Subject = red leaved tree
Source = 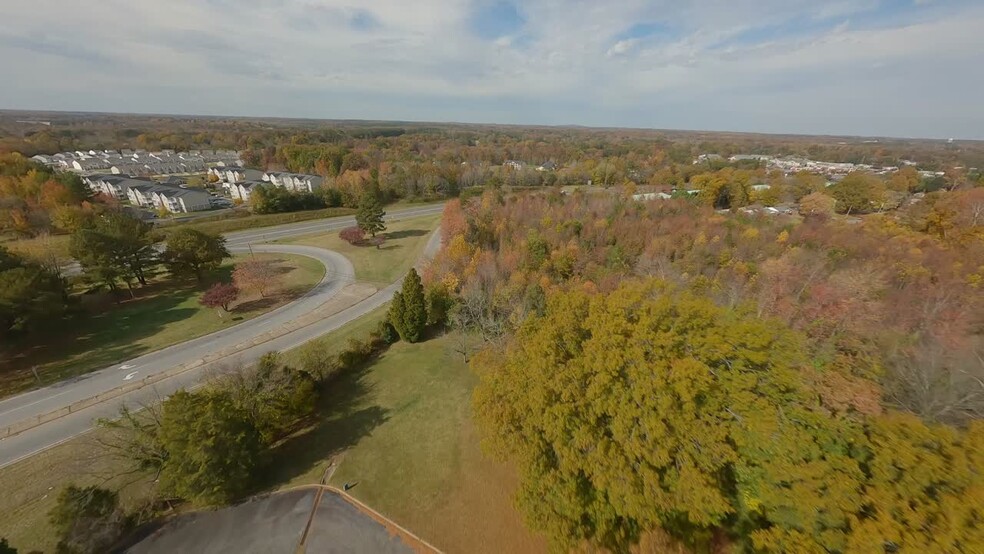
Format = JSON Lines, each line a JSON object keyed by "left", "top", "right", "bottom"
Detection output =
{"left": 200, "top": 282, "right": 239, "bottom": 312}
{"left": 339, "top": 226, "right": 364, "bottom": 245}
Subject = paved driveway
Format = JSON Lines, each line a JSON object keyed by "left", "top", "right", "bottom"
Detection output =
{"left": 128, "top": 488, "right": 420, "bottom": 554}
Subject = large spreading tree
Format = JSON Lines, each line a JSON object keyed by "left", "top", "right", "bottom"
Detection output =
{"left": 161, "top": 229, "right": 229, "bottom": 282}
{"left": 473, "top": 282, "right": 984, "bottom": 553}
{"left": 0, "top": 245, "right": 67, "bottom": 337}
{"left": 69, "top": 212, "right": 158, "bottom": 294}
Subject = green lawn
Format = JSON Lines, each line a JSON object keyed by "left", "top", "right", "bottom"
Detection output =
{"left": 269, "top": 332, "right": 547, "bottom": 554}
{"left": 282, "top": 214, "right": 440, "bottom": 285}
{"left": 0, "top": 253, "right": 324, "bottom": 398}
{"left": 0, "top": 425, "right": 156, "bottom": 554}
{"left": 157, "top": 207, "right": 354, "bottom": 237}
{"left": 1, "top": 233, "right": 72, "bottom": 264}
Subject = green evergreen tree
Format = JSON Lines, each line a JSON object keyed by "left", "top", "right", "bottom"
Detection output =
{"left": 355, "top": 191, "right": 386, "bottom": 237}
{"left": 388, "top": 269, "right": 427, "bottom": 343}
{"left": 388, "top": 290, "right": 406, "bottom": 340}
{"left": 400, "top": 269, "right": 427, "bottom": 343}
{"left": 158, "top": 390, "right": 263, "bottom": 505}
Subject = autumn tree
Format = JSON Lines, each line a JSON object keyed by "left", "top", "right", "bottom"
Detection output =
{"left": 161, "top": 229, "right": 229, "bottom": 282}
{"left": 355, "top": 190, "right": 386, "bottom": 237}
{"left": 829, "top": 172, "right": 886, "bottom": 214}
{"left": 389, "top": 268, "right": 427, "bottom": 343}
{"left": 233, "top": 259, "right": 281, "bottom": 298}
{"left": 474, "top": 282, "right": 864, "bottom": 552}
{"left": 338, "top": 225, "right": 364, "bottom": 245}
{"left": 200, "top": 282, "right": 239, "bottom": 312}
{"left": 798, "top": 191, "right": 837, "bottom": 218}
{"left": 844, "top": 413, "right": 984, "bottom": 552}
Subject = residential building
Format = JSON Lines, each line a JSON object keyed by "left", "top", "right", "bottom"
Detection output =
{"left": 231, "top": 180, "right": 264, "bottom": 202}
{"left": 155, "top": 188, "right": 212, "bottom": 213}
{"left": 262, "top": 171, "right": 323, "bottom": 193}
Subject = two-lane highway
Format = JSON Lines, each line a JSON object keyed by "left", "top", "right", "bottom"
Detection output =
{"left": 0, "top": 204, "right": 444, "bottom": 469}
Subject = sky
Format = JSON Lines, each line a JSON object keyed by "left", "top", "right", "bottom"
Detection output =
{"left": 1, "top": 0, "right": 982, "bottom": 139}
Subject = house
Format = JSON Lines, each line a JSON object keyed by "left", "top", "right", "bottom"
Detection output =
{"left": 632, "top": 192, "right": 673, "bottom": 201}
{"left": 72, "top": 158, "right": 112, "bottom": 172}
{"left": 155, "top": 188, "right": 212, "bottom": 213}
{"left": 536, "top": 161, "right": 557, "bottom": 172}
{"left": 127, "top": 183, "right": 166, "bottom": 207}
{"left": 231, "top": 180, "right": 264, "bottom": 202}
{"left": 693, "top": 154, "right": 724, "bottom": 164}
{"left": 262, "top": 171, "right": 323, "bottom": 193}
{"left": 84, "top": 175, "right": 156, "bottom": 201}
{"left": 504, "top": 160, "right": 523, "bottom": 170}
{"left": 215, "top": 167, "right": 264, "bottom": 184}
{"left": 750, "top": 184, "right": 772, "bottom": 192}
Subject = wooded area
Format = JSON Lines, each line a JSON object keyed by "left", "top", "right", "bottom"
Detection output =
{"left": 428, "top": 189, "right": 984, "bottom": 552}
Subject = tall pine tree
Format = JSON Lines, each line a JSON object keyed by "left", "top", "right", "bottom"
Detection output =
{"left": 356, "top": 191, "right": 386, "bottom": 237}
{"left": 389, "top": 268, "right": 427, "bottom": 343}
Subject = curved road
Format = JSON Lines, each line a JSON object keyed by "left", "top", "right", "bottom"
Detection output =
{"left": 0, "top": 204, "right": 444, "bottom": 469}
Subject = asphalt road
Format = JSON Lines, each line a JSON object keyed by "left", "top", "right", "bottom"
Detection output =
{"left": 0, "top": 204, "right": 444, "bottom": 469}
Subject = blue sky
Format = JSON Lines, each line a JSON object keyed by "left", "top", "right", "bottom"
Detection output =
{"left": 1, "top": 0, "right": 982, "bottom": 139}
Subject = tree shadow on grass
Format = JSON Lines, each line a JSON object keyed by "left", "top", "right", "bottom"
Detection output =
{"left": 385, "top": 229, "right": 428, "bottom": 240}
{"left": 259, "top": 362, "right": 389, "bottom": 489}
{"left": 231, "top": 296, "right": 282, "bottom": 313}
{"left": 0, "top": 290, "right": 202, "bottom": 396}
{"left": 0, "top": 265, "right": 248, "bottom": 397}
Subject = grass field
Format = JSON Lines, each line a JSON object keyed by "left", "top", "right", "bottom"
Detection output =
{"left": 269, "top": 333, "right": 547, "bottom": 554}
{"left": 157, "top": 206, "right": 354, "bottom": 237}
{"left": 0, "top": 252, "right": 324, "bottom": 398}
{"left": 0, "top": 208, "right": 358, "bottom": 264}
{"left": 283, "top": 214, "right": 440, "bottom": 285}
{"left": 0, "top": 425, "right": 155, "bottom": 553}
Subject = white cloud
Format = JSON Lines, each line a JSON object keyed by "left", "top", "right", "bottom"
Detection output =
{"left": 0, "top": 0, "right": 981, "bottom": 138}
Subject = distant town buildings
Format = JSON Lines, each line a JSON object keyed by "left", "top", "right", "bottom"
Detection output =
{"left": 33, "top": 149, "right": 242, "bottom": 177}
{"left": 693, "top": 153, "right": 911, "bottom": 177}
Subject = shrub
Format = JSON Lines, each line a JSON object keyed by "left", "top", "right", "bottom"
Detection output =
{"left": 49, "top": 485, "right": 129, "bottom": 554}
{"left": 376, "top": 320, "right": 399, "bottom": 344}
{"left": 339, "top": 226, "right": 364, "bottom": 245}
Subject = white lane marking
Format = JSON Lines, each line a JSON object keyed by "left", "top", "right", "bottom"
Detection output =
{"left": 0, "top": 388, "right": 78, "bottom": 418}
{"left": 124, "top": 371, "right": 139, "bottom": 381}
{"left": 119, "top": 364, "right": 135, "bottom": 370}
